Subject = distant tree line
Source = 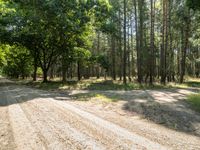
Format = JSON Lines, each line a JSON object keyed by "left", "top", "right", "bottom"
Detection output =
{"left": 0, "top": 0, "right": 199, "bottom": 84}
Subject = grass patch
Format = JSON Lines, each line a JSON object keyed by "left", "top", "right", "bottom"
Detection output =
{"left": 94, "top": 94, "right": 120, "bottom": 102}
{"left": 187, "top": 94, "right": 200, "bottom": 113}
{"left": 71, "top": 92, "right": 120, "bottom": 102}
{"left": 22, "top": 77, "right": 200, "bottom": 91}
{"left": 26, "top": 81, "right": 65, "bottom": 90}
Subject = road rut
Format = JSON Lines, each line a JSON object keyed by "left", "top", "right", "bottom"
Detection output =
{"left": 0, "top": 79, "right": 200, "bottom": 150}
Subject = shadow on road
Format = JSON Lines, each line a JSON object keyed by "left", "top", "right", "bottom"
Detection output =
{"left": 1, "top": 79, "right": 200, "bottom": 138}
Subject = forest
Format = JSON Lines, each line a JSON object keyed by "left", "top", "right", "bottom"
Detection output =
{"left": 1, "top": 0, "right": 200, "bottom": 149}
{"left": 0, "top": 0, "right": 200, "bottom": 85}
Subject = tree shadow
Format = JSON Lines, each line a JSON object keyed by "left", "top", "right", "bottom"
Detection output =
{"left": 184, "top": 81, "right": 200, "bottom": 88}
{"left": 83, "top": 80, "right": 141, "bottom": 90}
{"left": 63, "top": 88, "right": 200, "bottom": 137}
{"left": 1, "top": 81, "right": 200, "bottom": 138}
{"left": 122, "top": 89, "right": 200, "bottom": 137}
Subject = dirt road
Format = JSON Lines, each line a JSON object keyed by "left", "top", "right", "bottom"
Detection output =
{"left": 0, "top": 78, "right": 200, "bottom": 150}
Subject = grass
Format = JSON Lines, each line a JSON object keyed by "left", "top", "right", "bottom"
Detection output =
{"left": 25, "top": 80, "right": 153, "bottom": 91}
{"left": 187, "top": 94, "right": 200, "bottom": 113}
{"left": 72, "top": 92, "right": 120, "bottom": 102}
{"left": 16, "top": 77, "right": 200, "bottom": 91}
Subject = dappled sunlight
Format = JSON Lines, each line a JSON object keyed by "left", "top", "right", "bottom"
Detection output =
{"left": 122, "top": 90, "right": 200, "bottom": 137}
{"left": 134, "top": 99, "right": 149, "bottom": 103}
{"left": 147, "top": 91, "right": 179, "bottom": 103}
{"left": 1, "top": 79, "right": 200, "bottom": 138}
{"left": 0, "top": 0, "right": 200, "bottom": 147}
{"left": 39, "top": 93, "right": 51, "bottom": 97}
{"left": 69, "top": 90, "right": 91, "bottom": 96}
{"left": 176, "top": 89, "right": 196, "bottom": 95}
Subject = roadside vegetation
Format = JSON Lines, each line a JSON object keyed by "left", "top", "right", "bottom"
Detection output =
{"left": 0, "top": 0, "right": 199, "bottom": 133}
{"left": 187, "top": 94, "right": 200, "bottom": 113}
{"left": 0, "top": 0, "right": 200, "bottom": 148}
{"left": 21, "top": 77, "right": 200, "bottom": 91}
{"left": 0, "top": 0, "right": 200, "bottom": 86}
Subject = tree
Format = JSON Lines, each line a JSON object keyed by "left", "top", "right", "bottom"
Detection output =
{"left": 1, "top": 0, "right": 199, "bottom": 84}
{"left": 2, "top": 45, "right": 32, "bottom": 78}
{"left": 137, "top": 0, "right": 145, "bottom": 83}
{"left": 149, "top": 0, "right": 155, "bottom": 85}
{"left": 187, "top": 0, "right": 200, "bottom": 10}
{"left": 123, "top": 0, "right": 127, "bottom": 84}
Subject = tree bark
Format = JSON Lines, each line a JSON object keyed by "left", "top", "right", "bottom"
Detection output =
{"left": 128, "top": 18, "right": 131, "bottom": 82}
{"left": 149, "top": 0, "right": 155, "bottom": 85}
{"left": 137, "top": 0, "right": 144, "bottom": 83}
{"left": 160, "top": 0, "right": 167, "bottom": 84}
{"left": 33, "top": 51, "right": 38, "bottom": 81}
{"left": 62, "top": 62, "right": 67, "bottom": 82}
{"left": 180, "top": 10, "right": 190, "bottom": 83}
{"left": 123, "top": 0, "right": 127, "bottom": 84}
{"left": 43, "top": 69, "right": 48, "bottom": 83}
{"left": 96, "top": 32, "right": 100, "bottom": 79}
{"left": 77, "top": 61, "right": 81, "bottom": 81}
{"left": 33, "top": 60, "right": 37, "bottom": 81}
{"left": 111, "top": 35, "right": 116, "bottom": 80}
{"left": 118, "top": 10, "right": 123, "bottom": 81}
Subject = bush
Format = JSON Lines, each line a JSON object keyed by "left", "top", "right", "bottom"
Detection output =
{"left": 187, "top": 94, "right": 200, "bottom": 112}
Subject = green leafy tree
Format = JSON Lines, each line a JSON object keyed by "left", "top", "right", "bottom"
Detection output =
{"left": 2, "top": 45, "right": 32, "bottom": 78}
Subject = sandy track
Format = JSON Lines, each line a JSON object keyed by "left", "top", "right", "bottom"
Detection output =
{"left": 0, "top": 87, "right": 15, "bottom": 150}
{"left": 0, "top": 81, "right": 167, "bottom": 150}
{"left": 0, "top": 79, "right": 200, "bottom": 149}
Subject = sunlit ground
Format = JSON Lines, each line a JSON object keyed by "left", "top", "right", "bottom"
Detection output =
{"left": 16, "top": 76, "right": 199, "bottom": 91}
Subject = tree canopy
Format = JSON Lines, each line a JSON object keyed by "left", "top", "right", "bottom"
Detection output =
{"left": 0, "top": 0, "right": 199, "bottom": 84}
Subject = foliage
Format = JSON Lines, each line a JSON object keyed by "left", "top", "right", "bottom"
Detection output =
{"left": 0, "top": 45, "right": 6, "bottom": 67}
{"left": 0, "top": 0, "right": 200, "bottom": 84}
{"left": 0, "top": 0, "right": 110, "bottom": 82}
{"left": 97, "top": 54, "right": 110, "bottom": 72}
{"left": 187, "top": 94, "right": 200, "bottom": 112}
{"left": 187, "top": 0, "right": 200, "bottom": 10}
{"left": 2, "top": 45, "right": 33, "bottom": 78}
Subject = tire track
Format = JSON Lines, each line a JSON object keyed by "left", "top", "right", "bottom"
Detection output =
{"left": 30, "top": 98, "right": 134, "bottom": 150}
{"left": 51, "top": 98, "right": 168, "bottom": 150}
{"left": 13, "top": 90, "right": 105, "bottom": 150}
{"left": 11, "top": 86, "right": 144, "bottom": 149}
{"left": 6, "top": 87, "right": 46, "bottom": 150}
{"left": 3, "top": 83, "right": 170, "bottom": 150}
{"left": 15, "top": 86, "right": 167, "bottom": 150}
{"left": 0, "top": 87, "right": 16, "bottom": 150}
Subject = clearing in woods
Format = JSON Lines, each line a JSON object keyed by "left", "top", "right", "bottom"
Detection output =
{"left": 0, "top": 78, "right": 200, "bottom": 150}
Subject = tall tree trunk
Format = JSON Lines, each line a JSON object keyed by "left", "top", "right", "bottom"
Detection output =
{"left": 77, "top": 61, "right": 81, "bottom": 81}
{"left": 96, "top": 32, "right": 100, "bottom": 79}
{"left": 160, "top": 0, "right": 167, "bottom": 84}
{"left": 149, "top": 0, "right": 155, "bottom": 85}
{"left": 111, "top": 35, "right": 116, "bottom": 80}
{"left": 128, "top": 18, "right": 131, "bottom": 81}
{"left": 33, "top": 51, "right": 38, "bottom": 81}
{"left": 118, "top": 10, "right": 123, "bottom": 81}
{"left": 168, "top": 0, "right": 173, "bottom": 82}
{"left": 137, "top": 0, "right": 144, "bottom": 83}
{"left": 180, "top": 10, "right": 190, "bottom": 83}
{"left": 70, "top": 63, "right": 73, "bottom": 79}
{"left": 123, "top": 0, "right": 127, "bottom": 84}
{"left": 33, "top": 59, "right": 37, "bottom": 81}
{"left": 50, "top": 65, "right": 54, "bottom": 80}
{"left": 165, "top": 0, "right": 169, "bottom": 83}
{"left": 131, "top": 18, "right": 135, "bottom": 77}
{"left": 62, "top": 56, "right": 67, "bottom": 82}
{"left": 43, "top": 69, "right": 48, "bottom": 83}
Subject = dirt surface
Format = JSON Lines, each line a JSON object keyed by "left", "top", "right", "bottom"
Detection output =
{"left": 0, "top": 78, "right": 200, "bottom": 150}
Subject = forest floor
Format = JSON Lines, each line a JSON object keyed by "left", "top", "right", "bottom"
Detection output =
{"left": 0, "top": 77, "right": 200, "bottom": 150}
